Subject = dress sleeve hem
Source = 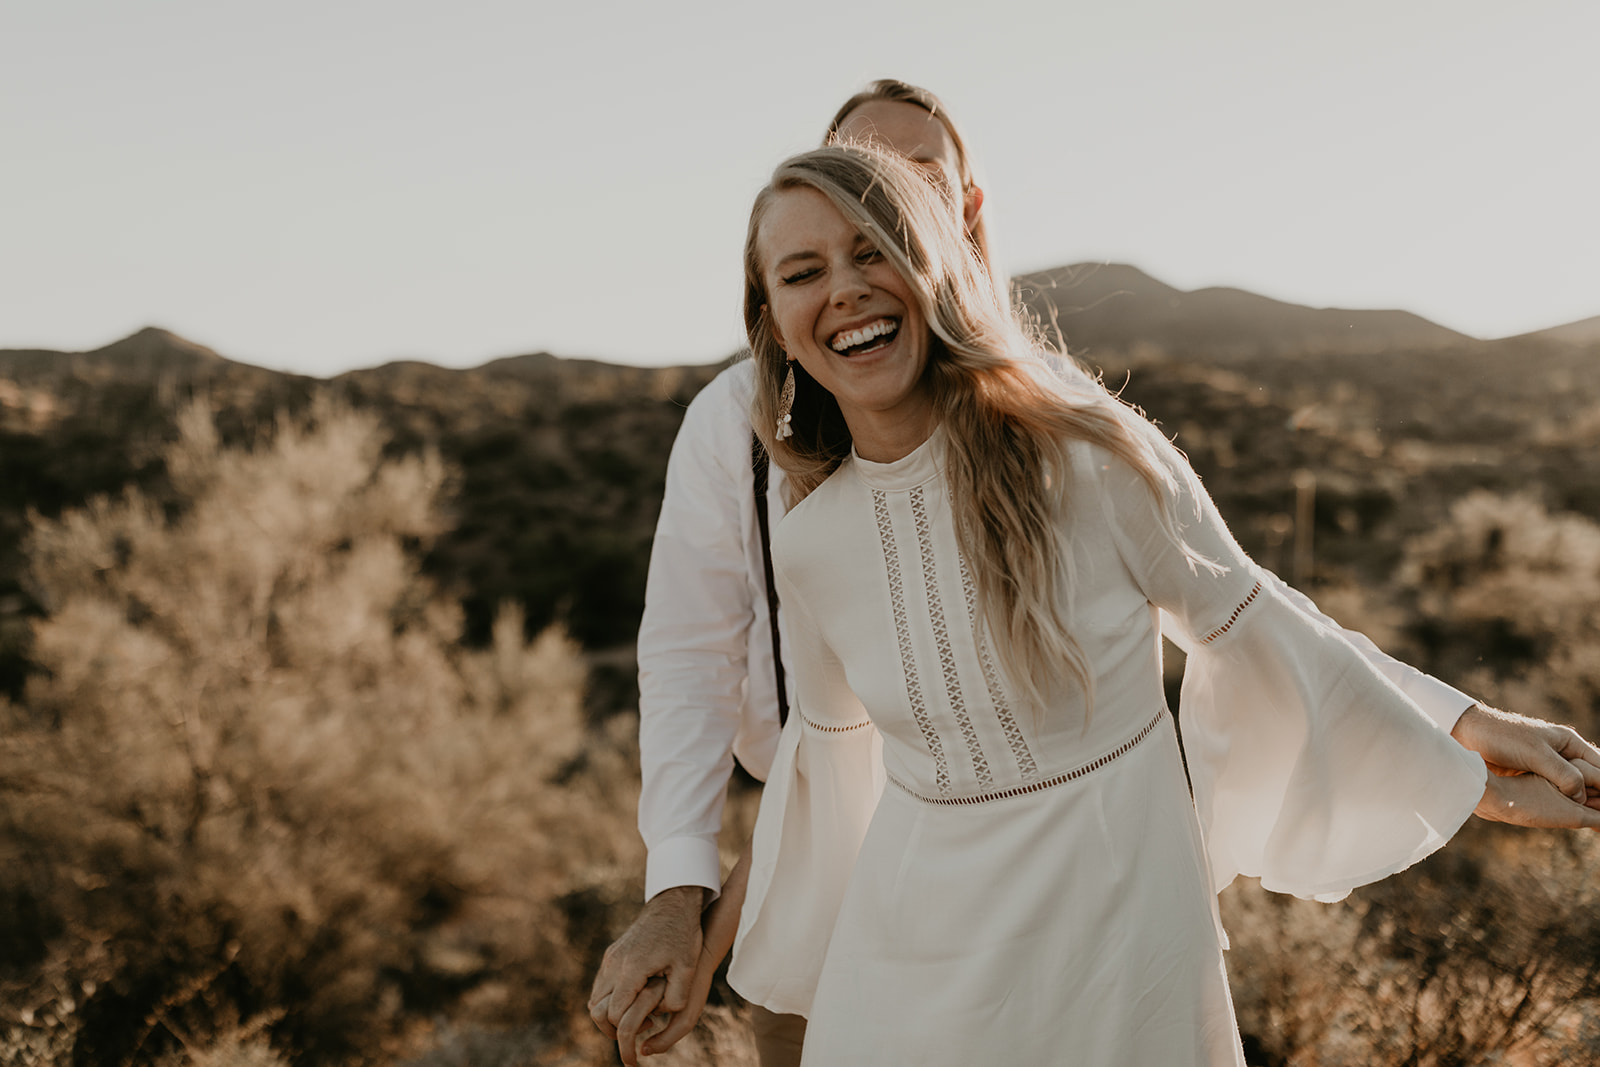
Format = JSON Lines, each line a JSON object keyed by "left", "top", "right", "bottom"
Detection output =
{"left": 1181, "top": 585, "right": 1487, "bottom": 904}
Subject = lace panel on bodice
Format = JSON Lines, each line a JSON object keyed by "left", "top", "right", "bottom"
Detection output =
{"left": 872, "top": 486, "right": 1041, "bottom": 797}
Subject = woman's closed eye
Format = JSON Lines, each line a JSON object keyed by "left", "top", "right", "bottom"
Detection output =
{"left": 780, "top": 267, "right": 821, "bottom": 285}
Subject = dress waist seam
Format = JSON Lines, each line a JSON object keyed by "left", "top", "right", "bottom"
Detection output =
{"left": 886, "top": 707, "right": 1168, "bottom": 807}
{"left": 799, "top": 709, "right": 873, "bottom": 733}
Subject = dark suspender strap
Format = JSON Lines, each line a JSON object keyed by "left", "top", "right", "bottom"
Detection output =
{"left": 751, "top": 432, "right": 790, "bottom": 726}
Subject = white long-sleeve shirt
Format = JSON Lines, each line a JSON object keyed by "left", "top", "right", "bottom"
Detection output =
{"left": 638, "top": 361, "right": 791, "bottom": 900}
{"left": 636, "top": 358, "right": 1475, "bottom": 901}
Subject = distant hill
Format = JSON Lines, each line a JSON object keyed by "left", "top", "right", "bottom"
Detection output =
{"left": 0, "top": 332, "right": 722, "bottom": 410}
{"left": 1012, "top": 263, "right": 1474, "bottom": 359}
{"left": 342, "top": 351, "right": 722, "bottom": 412}
{"left": 0, "top": 327, "right": 228, "bottom": 383}
{"left": 2, "top": 265, "right": 1522, "bottom": 393}
{"left": 1511, "top": 314, "right": 1600, "bottom": 347}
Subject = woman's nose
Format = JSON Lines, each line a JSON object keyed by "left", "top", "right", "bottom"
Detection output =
{"left": 831, "top": 263, "right": 870, "bottom": 306}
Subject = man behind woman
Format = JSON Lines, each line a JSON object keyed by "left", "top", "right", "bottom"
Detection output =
{"left": 590, "top": 80, "right": 1600, "bottom": 1066}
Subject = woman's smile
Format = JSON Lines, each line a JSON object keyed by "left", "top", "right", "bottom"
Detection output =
{"left": 828, "top": 316, "right": 900, "bottom": 355}
{"left": 757, "top": 186, "right": 933, "bottom": 460}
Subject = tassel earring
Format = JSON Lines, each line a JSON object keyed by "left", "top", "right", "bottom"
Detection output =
{"left": 776, "top": 361, "right": 795, "bottom": 440}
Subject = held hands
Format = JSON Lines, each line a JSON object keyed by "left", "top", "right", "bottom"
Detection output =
{"left": 1452, "top": 703, "right": 1600, "bottom": 829}
{"left": 632, "top": 919, "right": 726, "bottom": 1059}
{"left": 592, "top": 848, "right": 755, "bottom": 1062}
{"left": 588, "top": 884, "right": 705, "bottom": 1065}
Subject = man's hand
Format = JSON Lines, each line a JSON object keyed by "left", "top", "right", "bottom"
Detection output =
{"left": 636, "top": 845, "right": 753, "bottom": 1059}
{"left": 588, "top": 884, "right": 706, "bottom": 1059}
{"left": 1453, "top": 703, "right": 1600, "bottom": 827}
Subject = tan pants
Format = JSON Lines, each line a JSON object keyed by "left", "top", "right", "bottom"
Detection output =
{"left": 750, "top": 1005, "right": 806, "bottom": 1067}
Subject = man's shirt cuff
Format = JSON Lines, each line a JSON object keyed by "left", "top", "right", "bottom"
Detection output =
{"left": 644, "top": 835, "right": 723, "bottom": 903}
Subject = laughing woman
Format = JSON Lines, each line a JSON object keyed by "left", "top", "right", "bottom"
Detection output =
{"left": 592, "top": 83, "right": 1600, "bottom": 1067}
{"left": 690, "top": 143, "right": 1597, "bottom": 1065}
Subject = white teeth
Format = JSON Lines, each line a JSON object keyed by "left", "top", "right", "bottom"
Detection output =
{"left": 830, "top": 318, "right": 898, "bottom": 352}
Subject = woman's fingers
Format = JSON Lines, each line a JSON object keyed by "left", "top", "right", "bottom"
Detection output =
{"left": 1479, "top": 770, "right": 1600, "bottom": 830}
{"left": 1546, "top": 726, "right": 1600, "bottom": 802}
{"left": 587, "top": 991, "right": 616, "bottom": 1038}
{"left": 642, "top": 1004, "right": 700, "bottom": 1058}
{"left": 660, "top": 960, "right": 695, "bottom": 1014}
{"left": 1554, "top": 726, "right": 1600, "bottom": 770}
{"left": 616, "top": 979, "right": 667, "bottom": 1067}
{"left": 1518, "top": 725, "right": 1588, "bottom": 803}
{"left": 634, "top": 1007, "right": 673, "bottom": 1060}
{"left": 640, "top": 946, "right": 720, "bottom": 1058}
{"left": 1575, "top": 758, "right": 1600, "bottom": 810}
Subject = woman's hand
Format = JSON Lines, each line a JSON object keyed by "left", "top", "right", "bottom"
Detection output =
{"left": 1452, "top": 703, "right": 1600, "bottom": 817}
{"left": 1474, "top": 760, "right": 1600, "bottom": 829}
{"left": 611, "top": 977, "right": 671, "bottom": 1066}
{"left": 633, "top": 936, "right": 722, "bottom": 1059}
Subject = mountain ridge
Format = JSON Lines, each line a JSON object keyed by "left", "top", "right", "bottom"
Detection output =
{"left": 1012, "top": 263, "right": 1476, "bottom": 358}
{"left": 4, "top": 264, "right": 1592, "bottom": 383}
{"left": 1510, "top": 313, "right": 1600, "bottom": 346}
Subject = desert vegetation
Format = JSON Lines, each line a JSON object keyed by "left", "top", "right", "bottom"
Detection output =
{"left": 0, "top": 400, "right": 648, "bottom": 1064}
{"left": 2, "top": 302, "right": 1599, "bottom": 1063}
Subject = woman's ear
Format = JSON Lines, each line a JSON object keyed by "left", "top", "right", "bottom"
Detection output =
{"left": 963, "top": 183, "right": 986, "bottom": 232}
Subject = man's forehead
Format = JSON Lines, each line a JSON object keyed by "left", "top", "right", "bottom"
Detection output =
{"left": 837, "top": 102, "right": 953, "bottom": 160}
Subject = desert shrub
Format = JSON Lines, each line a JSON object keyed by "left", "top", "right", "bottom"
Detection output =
{"left": 0, "top": 398, "right": 643, "bottom": 1064}
{"left": 1223, "top": 489, "right": 1600, "bottom": 1065}
{"left": 1400, "top": 490, "right": 1600, "bottom": 738}
{"left": 1226, "top": 825, "right": 1600, "bottom": 1067}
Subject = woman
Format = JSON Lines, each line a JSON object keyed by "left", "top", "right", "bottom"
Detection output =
{"left": 664, "top": 144, "right": 1594, "bottom": 1064}
{"left": 594, "top": 82, "right": 1600, "bottom": 1066}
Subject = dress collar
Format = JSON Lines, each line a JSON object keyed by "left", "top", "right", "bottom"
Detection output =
{"left": 850, "top": 424, "right": 945, "bottom": 491}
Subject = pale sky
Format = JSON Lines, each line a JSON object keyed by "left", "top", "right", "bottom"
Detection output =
{"left": 3, "top": 0, "right": 1597, "bottom": 377}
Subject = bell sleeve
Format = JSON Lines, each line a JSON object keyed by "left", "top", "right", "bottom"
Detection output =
{"left": 1095, "top": 429, "right": 1487, "bottom": 904}
{"left": 726, "top": 566, "right": 884, "bottom": 1017}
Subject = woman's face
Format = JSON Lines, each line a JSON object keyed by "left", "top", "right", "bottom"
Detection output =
{"left": 757, "top": 185, "right": 932, "bottom": 458}
{"left": 835, "top": 99, "right": 982, "bottom": 234}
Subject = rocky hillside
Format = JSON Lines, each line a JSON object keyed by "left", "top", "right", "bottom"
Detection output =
{"left": 3, "top": 269, "right": 1596, "bottom": 711}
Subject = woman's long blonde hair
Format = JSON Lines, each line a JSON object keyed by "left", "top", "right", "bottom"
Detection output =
{"left": 745, "top": 145, "right": 1204, "bottom": 713}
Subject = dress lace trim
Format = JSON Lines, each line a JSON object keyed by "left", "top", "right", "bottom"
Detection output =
{"left": 957, "top": 549, "right": 1039, "bottom": 782}
{"left": 1200, "top": 581, "right": 1264, "bottom": 645}
{"left": 886, "top": 708, "right": 1167, "bottom": 807}
{"left": 800, "top": 710, "right": 873, "bottom": 733}
{"left": 874, "top": 489, "right": 951, "bottom": 795}
{"left": 911, "top": 487, "right": 993, "bottom": 790}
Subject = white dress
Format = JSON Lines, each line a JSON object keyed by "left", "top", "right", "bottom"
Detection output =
{"left": 726, "top": 421, "right": 1487, "bottom": 1066}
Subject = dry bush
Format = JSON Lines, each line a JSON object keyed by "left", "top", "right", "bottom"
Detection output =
{"left": 1221, "top": 490, "right": 1600, "bottom": 1065}
{"left": 1401, "top": 490, "right": 1600, "bottom": 738}
{"left": 1225, "top": 828, "right": 1600, "bottom": 1067}
{"left": 1222, "top": 878, "right": 1369, "bottom": 1066}
{"left": 0, "top": 398, "right": 643, "bottom": 1064}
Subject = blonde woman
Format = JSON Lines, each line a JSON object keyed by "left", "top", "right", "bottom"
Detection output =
{"left": 629, "top": 144, "right": 1600, "bottom": 1065}
{"left": 590, "top": 82, "right": 1600, "bottom": 1066}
